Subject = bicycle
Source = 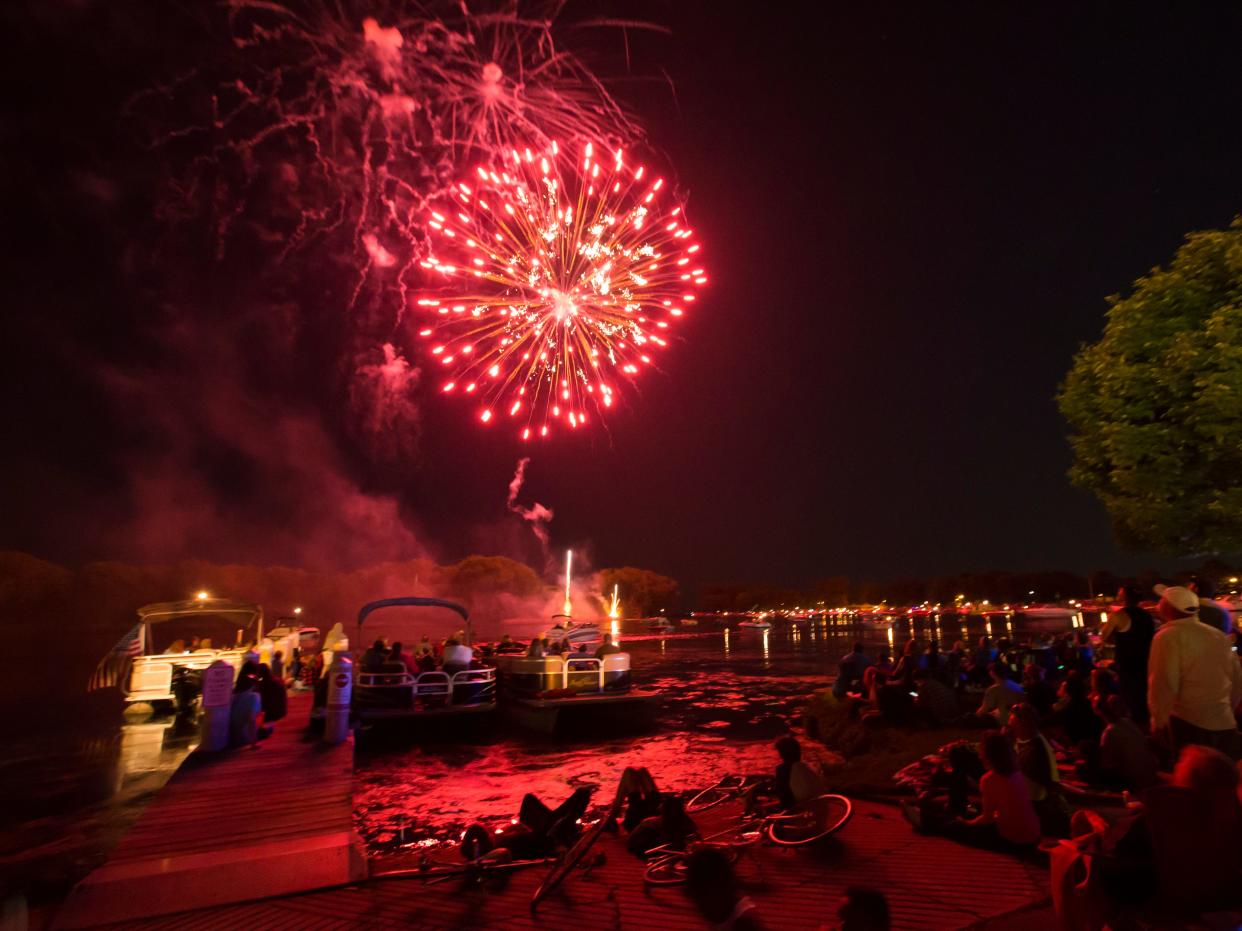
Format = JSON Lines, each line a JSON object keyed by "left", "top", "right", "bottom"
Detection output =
{"left": 686, "top": 774, "right": 767, "bottom": 813}
{"left": 643, "top": 793, "right": 854, "bottom": 886}
{"left": 371, "top": 853, "right": 556, "bottom": 887}
{"left": 529, "top": 814, "right": 611, "bottom": 912}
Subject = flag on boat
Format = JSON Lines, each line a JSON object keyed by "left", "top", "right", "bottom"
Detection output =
{"left": 88, "top": 623, "right": 144, "bottom": 691}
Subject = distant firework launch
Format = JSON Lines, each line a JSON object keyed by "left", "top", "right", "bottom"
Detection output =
{"left": 417, "top": 140, "right": 706, "bottom": 438}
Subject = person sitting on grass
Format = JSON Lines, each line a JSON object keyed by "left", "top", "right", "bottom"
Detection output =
{"left": 913, "top": 667, "right": 959, "bottom": 725}
{"left": 1021, "top": 663, "right": 1057, "bottom": 717}
{"left": 1008, "top": 702, "right": 1070, "bottom": 836}
{"left": 905, "top": 733, "right": 1040, "bottom": 852}
{"left": 1049, "top": 670, "right": 1104, "bottom": 749}
{"left": 684, "top": 846, "right": 764, "bottom": 931}
{"left": 832, "top": 641, "right": 873, "bottom": 698}
{"left": 919, "top": 741, "right": 985, "bottom": 821}
{"left": 1090, "top": 694, "right": 1159, "bottom": 790}
{"left": 965, "top": 663, "right": 1024, "bottom": 727}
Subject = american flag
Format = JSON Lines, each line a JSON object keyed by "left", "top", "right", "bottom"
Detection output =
{"left": 88, "top": 624, "right": 144, "bottom": 692}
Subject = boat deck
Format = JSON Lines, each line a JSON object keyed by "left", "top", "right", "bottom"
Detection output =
{"left": 357, "top": 702, "right": 497, "bottom": 720}
{"left": 90, "top": 798, "right": 1050, "bottom": 930}
{"left": 54, "top": 691, "right": 363, "bottom": 929}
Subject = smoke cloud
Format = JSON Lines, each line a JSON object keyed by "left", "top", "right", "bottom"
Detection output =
{"left": 506, "top": 457, "right": 555, "bottom": 551}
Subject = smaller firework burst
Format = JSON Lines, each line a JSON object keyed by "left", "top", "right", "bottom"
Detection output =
{"left": 416, "top": 140, "right": 706, "bottom": 439}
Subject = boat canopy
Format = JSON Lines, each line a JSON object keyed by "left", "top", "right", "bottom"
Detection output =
{"left": 136, "top": 599, "right": 263, "bottom": 626}
{"left": 356, "top": 597, "right": 472, "bottom": 643}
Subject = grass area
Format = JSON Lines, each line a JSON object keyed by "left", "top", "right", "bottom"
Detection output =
{"left": 804, "top": 688, "right": 981, "bottom": 794}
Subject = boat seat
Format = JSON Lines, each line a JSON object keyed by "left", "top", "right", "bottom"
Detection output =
{"left": 355, "top": 664, "right": 415, "bottom": 709}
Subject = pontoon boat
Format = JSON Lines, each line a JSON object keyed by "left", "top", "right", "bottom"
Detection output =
{"left": 352, "top": 597, "right": 497, "bottom": 727}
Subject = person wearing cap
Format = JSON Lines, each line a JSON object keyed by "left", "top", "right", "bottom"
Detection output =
{"left": 1147, "top": 584, "right": 1242, "bottom": 759}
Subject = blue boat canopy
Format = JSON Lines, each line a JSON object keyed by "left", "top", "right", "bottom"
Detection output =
{"left": 356, "top": 597, "right": 471, "bottom": 642}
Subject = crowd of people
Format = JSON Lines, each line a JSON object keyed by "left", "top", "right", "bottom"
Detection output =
{"left": 827, "top": 580, "right": 1242, "bottom": 920}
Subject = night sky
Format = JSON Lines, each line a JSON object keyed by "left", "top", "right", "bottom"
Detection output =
{"left": 5, "top": 2, "right": 1242, "bottom": 592}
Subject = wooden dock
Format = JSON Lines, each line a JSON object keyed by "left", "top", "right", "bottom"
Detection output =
{"left": 54, "top": 692, "right": 363, "bottom": 929}
{"left": 87, "top": 798, "right": 1050, "bottom": 930}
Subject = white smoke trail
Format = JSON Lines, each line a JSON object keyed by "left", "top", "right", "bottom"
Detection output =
{"left": 506, "top": 457, "right": 554, "bottom": 550}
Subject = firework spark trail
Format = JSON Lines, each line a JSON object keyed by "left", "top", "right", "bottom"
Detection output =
{"left": 505, "top": 456, "right": 553, "bottom": 547}
{"left": 415, "top": 139, "right": 707, "bottom": 439}
{"left": 133, "top": 2, "right": 644, "bottom": 315}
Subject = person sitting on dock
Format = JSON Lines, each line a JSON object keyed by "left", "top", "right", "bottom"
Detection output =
{"left": 744, "top": 736, "right": 825, "bottom": 814}
{"left": 837, "top": 886, "right": 891, "bottom": 931}
{"left": 624, "top": 793, "right": 698, "bottom": 857}
{"left": 605, "top": 766, "right": 666, "bottom": 831}
{"left": 595, "top": 632, "right": 622, "bottom": 659}
{"left": 460, "top": 786, "right": 595, "bottom": 862}
{"left": 684, "top": 846, "right": 764, "bottom": 931}
{"left": 361, "top": 639, "right": 388, "bottom": 673}
{"left": 832, "top": 641, "right": 873, "bottom": 698}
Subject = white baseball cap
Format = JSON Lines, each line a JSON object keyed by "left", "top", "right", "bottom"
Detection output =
{"left": 1154, "top": 584, "right": 1199, "bottom": 616}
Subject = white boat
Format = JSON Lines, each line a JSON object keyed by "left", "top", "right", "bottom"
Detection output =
{"left": 547, "top": 616, "right": 602, "bottom": 644}
{"left": 644, "top": 617, "right": 674, "bottom": 632}
{"left": 1012, "top": 605, "right": 1084, "bottom": 633}
{"left": 737, "top": 619, "right": 771, "bottom": 630}
{"left": 100, "top": 598, "right": 267, "bottom": 707}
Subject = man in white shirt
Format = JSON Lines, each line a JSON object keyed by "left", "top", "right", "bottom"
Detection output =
{"left": 1147, "top": 585, "right": 1242, "bottom": 760}
{"left": 441, "top": 637, "right": 474, "bottom": 673}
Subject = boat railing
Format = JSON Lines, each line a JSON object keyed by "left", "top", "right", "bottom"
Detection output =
{"left": 355, "top": 665, "right": 497, "bottom": 708}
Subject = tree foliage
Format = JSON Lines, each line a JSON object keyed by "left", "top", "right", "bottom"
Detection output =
{"left": 598, "top": 566, "right": 679, "bottom": 617}
{"left": 1058, "top": 218, "right": 1242, "bottom": 553}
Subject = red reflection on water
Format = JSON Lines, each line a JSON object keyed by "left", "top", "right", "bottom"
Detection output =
{"left": 355, "top": 631, "right": 851, "bottom": 854}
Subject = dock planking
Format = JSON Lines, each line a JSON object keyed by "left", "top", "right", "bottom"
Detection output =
{"left": 92, "top": 799, "right": 1049, "bottom": 930}
{"left": 54, "top": 691, "right": 364, "bottom": 929}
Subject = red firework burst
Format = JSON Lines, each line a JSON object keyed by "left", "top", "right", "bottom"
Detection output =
{"left": 416, "top": 140, "right": 706, "bottom": 439}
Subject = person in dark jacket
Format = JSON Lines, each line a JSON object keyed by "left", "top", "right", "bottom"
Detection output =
{"left": 1100, "top": 584, "right": 1156, "bottom": 728}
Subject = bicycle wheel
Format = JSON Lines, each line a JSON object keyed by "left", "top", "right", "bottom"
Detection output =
{"left": 764, "top": 794, "right": 853, "bottom": 846}
{"left": 687, "top": 785, "right": 732, "bottom": 813}
{"left": 644, "top": 854, "right": 690, "bottom": 886}
{"left": 530, "top": 817, "right": 608, "bottom": 912}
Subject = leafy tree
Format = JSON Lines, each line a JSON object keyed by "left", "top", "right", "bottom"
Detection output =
{"left": 442, "top": 555, "right": 544, "bottom": 599}
{"left": 1059, "top": 219, "right": 1242, "bottom": 553}
{"left": 598, "top": 566, "right": 679, "bottom": 617}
